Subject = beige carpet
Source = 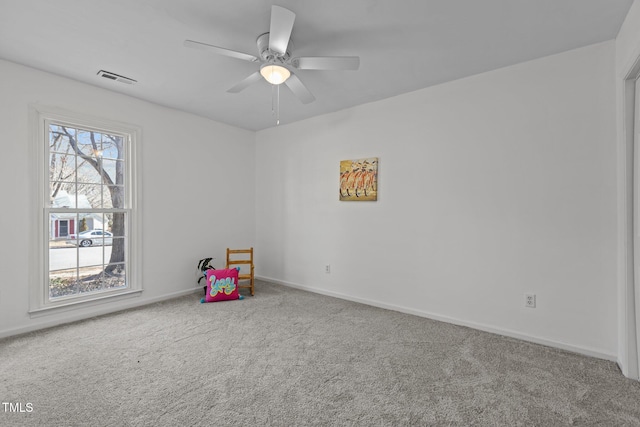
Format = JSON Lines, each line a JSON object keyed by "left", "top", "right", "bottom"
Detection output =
{"left": 1, "top": 280, "right": 640, "bottom": 426}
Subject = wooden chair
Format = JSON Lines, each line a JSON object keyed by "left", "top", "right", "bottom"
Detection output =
{"left": 226, "top": 247, "right": 255, "bottom": 296}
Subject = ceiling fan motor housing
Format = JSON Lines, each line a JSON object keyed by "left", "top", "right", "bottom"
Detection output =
{"left": 257, "top": 32, "right": 291, "bottom": 64}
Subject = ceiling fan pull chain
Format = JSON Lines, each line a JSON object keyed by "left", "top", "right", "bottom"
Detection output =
{"left": 271, "top": 84, "right": 275, "bottom": 115}
{"left": 276, "top": 84, "right": 280, "bottom": 126}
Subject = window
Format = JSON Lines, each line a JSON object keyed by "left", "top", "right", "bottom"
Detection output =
{"left": 58, "top": 220, "right": 69, "bottom": 237}
{"left": 30, "top": 107, "right": 141, "bottom": 313}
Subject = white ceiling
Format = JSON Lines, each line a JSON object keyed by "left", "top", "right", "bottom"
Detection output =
{"left": 0, "top": 0, "right": 634, "bottom": 131}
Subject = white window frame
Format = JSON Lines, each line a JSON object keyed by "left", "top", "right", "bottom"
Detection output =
{"left": 29, "top": 106, "right": 142, "bottom": 316}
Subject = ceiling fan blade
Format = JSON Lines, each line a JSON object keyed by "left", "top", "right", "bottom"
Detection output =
{"left": 227, "top": 71, "right": 263, "bottom": 93}
{"left": 292, "top": 56, "right": 360, "bottom": 71}
{"left": 284, "top": 74, "right": 315, "bottom": 104}
{"left": 269, "top": 5, "right": 295, "bottom": 55}
{"left": 184, "top": 40, "right": 258, "bottom": 62}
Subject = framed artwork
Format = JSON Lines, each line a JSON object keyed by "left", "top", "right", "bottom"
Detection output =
{"left": 339, "top": 157, "right": 378, "bottom": 201}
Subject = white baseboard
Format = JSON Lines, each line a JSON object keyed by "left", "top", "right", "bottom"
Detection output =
{"left": 257, "top": 275, "right": 617, "bottom": 363}
{"left": 0, "top": 286, "right": 202, "bottom": 340}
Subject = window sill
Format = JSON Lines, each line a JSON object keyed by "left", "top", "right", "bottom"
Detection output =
{"left": 29, "top": 289, "right": 143, "bottom": 318}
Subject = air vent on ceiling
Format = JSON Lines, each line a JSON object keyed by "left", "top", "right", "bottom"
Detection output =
{"left": 97, "top": 70, "right": 137, "bottom": 85}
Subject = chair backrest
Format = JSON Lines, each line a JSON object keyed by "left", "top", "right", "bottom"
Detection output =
{"left": 226, "top": 248, "right": 253, "bottom": 269}
{"left": 226, "top": 247, "right": 255, "bottom": 295}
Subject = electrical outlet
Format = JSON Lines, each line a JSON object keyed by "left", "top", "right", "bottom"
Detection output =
{"left": 325, "top": 265, "right": 331, "bottom": 274}
{"left": 525, "top": 293, "right": 536, "bottom": 308}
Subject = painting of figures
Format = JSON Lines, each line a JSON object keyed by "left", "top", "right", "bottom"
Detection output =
{"left": 339, "top": 157, "right": 378, "bottom": 201}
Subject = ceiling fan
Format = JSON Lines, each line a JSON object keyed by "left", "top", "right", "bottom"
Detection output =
{"left": 184, "top": 5, "right": 360, "bottom": 107}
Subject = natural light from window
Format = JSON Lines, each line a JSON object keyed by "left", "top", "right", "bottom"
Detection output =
{"left": 47, "top": 123, "right": 128, "bottom": 300}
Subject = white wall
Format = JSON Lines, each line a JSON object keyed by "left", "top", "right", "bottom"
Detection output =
{"left": 0, "top": 59, "right": 255, "bottom": 337}
{"left": 256, "top": 41, "right": 618, "bottom": 359}
{"left": 615, "top": 0, "right": 640, "bottom": 378}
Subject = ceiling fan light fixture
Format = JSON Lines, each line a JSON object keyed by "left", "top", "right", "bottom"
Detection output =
{"left": 260, "top": 64, "right": 290, "bottom": 85}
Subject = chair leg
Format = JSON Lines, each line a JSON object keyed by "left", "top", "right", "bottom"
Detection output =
{"left": 250, "top": 266, "right": 255, "bottom": 296}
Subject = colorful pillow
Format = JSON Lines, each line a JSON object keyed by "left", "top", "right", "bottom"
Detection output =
{"left": 203, "top": 268, "right": 240, "bottom": 303}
